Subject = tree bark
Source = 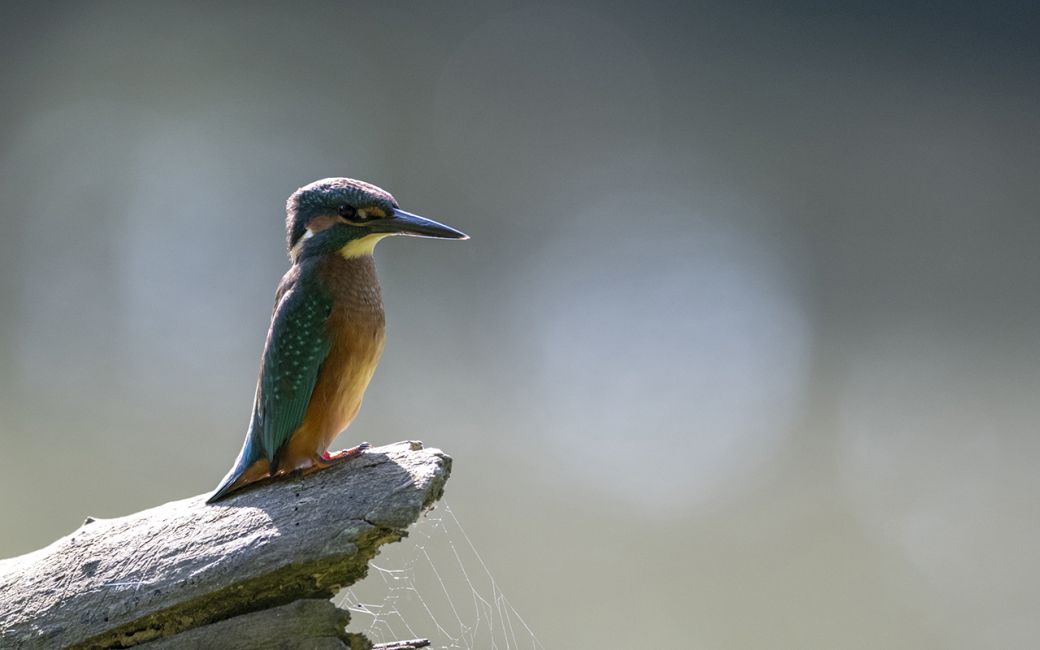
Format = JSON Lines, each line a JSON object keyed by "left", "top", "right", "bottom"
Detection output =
{"left": 0, "top": 441, "right": 451, "bottom": 649}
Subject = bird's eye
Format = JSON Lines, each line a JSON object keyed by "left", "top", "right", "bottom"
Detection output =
{"left": 338, "top": 204, "right": 356, "bottom": 219}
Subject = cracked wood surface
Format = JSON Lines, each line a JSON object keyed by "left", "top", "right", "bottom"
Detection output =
{"left": 0, "top": 441, "right": 451, "bottom": 649}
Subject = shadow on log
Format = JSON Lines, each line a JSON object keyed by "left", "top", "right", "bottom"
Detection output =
{"left": 0, "top": 441, "right": 451, "bottom": 649}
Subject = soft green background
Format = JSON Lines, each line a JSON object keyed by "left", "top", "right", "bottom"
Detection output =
{"left": 2, "top": 2, "right": 1038, "bottom": 648}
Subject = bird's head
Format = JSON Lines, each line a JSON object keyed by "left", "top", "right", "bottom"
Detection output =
{"left": 285, "top": 178, "right": 468, "bottom": 261}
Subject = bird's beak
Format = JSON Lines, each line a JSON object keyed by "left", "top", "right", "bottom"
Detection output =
{"left": 377, "top": 209, "right": 469, "bottom": 240}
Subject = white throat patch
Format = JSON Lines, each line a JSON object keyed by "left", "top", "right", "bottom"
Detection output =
{"left": 289, "top": 229, "right": 315, "bottom": 261}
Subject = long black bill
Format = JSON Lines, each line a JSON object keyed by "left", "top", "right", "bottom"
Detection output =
{"left": 378, "top": 208, "right": 469, "bottom": 240}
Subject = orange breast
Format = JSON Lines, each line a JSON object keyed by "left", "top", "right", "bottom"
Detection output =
{"left": 278, "top": 254, "right": 386, "bottom": 470}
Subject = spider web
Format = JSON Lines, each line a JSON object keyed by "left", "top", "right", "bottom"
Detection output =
{"left": 334, "top": 502, "right": 544, "bottom": 650}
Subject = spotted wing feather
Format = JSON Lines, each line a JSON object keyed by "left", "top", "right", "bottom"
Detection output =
{"left": 207, "top": 268, "right": 332, "bottom": 502}
{"left": 254, "top": 277, "right": 333, "bottom": 468}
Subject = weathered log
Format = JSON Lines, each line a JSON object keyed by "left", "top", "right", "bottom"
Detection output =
{"left": 140, "top": 599, "right": 357, "bottom": 649}
{"left": 0, "top": 441, "right": 451, "bottom": 649}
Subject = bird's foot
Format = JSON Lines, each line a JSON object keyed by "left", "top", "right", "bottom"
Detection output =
{"left": 321, "top": 442, "right": 370, "bottom": 464}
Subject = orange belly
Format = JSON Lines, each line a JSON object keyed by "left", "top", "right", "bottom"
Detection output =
{"left": 277, "top": 309, "right": 385, "bottom": 471}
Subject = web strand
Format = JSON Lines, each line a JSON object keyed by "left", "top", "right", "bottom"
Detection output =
{"left": 334, "top": 501, "right": 544, "bottom": 650}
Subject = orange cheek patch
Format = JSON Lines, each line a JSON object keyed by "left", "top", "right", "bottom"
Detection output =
{"left": 307, "top": 215, "right": 340, "bottom": 233}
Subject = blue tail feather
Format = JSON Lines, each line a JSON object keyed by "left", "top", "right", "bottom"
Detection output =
{"left": 206, "top": 432, "right": 263, "bottom": 504}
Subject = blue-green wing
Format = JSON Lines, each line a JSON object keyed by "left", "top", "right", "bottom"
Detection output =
{"left": 253, "top": 278, "right": 333, "bottom": 467}
{"left": 207, "top": 272, "right": 332, "bottom": 503}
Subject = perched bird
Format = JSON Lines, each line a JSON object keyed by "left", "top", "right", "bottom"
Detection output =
{"left": 207, "top": 178, "right": 467, "bottom": 503}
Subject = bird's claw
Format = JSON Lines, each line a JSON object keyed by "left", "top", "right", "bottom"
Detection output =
{"left": 322, "top": 442, "right": 370, "bottom": 462}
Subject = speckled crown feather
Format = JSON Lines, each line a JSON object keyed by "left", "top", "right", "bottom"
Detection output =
{"left": 285, "top": 178, "right": 399, "bottom": 252}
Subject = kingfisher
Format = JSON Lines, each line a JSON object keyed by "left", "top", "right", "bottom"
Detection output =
{"left": 207, "top": 178, "right": 467, "bottom": 503}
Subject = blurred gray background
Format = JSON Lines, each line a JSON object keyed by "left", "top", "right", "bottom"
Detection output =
{"left": 1, "top": 1, "right": 1038, "bottom": 648}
